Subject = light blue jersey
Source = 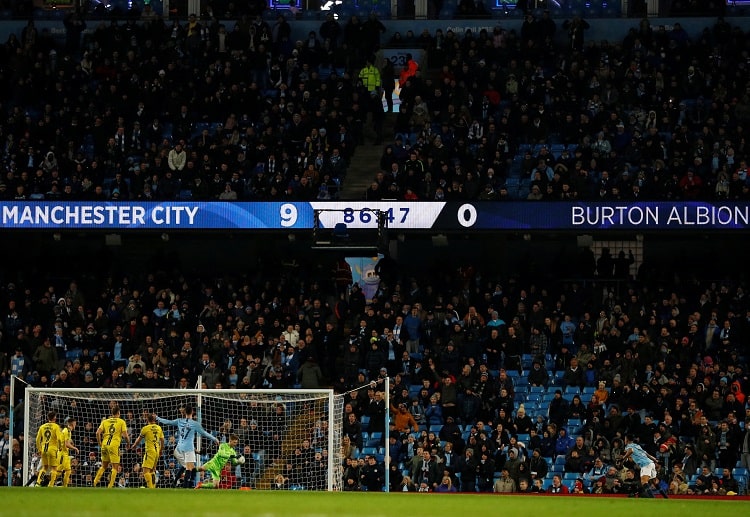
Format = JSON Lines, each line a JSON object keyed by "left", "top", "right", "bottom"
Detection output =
{"left": 157, "top": 417, "right": 215, "bottom": 453}
{"left": 625, "top": 443, "right": 652, "bottom": 468}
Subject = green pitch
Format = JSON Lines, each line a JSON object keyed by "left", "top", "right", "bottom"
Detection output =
{"left": 0, "top": 489, "right": 744, "bottom": 516}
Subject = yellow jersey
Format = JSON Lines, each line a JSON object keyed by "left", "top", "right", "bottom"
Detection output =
{"left": 60, "top": 427, "right": 72, "bottom": 457}
{"left": 138, "top": 423, "right": 165, "bottom": 454}
{"left": 98, "top": 417, "right": 128, "bottom": 449}
{"left": 36, "top": 422, "right": 63, "bottom": 455}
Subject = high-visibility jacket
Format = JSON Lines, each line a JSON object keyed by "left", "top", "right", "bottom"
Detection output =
{"left": 358, "top": 65, "right": 381, "bottom": 92}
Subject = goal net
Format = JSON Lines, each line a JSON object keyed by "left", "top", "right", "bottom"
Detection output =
{"left": 22, "top": 388, "right": 343, "bottom": 490}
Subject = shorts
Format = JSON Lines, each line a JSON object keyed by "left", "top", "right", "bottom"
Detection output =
{"left": 101, "top": 444, "right": 121, "bottom": 465}
{"left": 174, "top": 449, "right": 197, "bottom": 467}
{"left": 59, "top": 453, "right": 71, "bottom": 472}
{"left": 204, "top": 465, "right": 221, "bottom": 482}
{"left": 640, "top": 462, "right": 657, "bottom": 480}
{"left": 41, "top": 451, "right": 60, "bottom": 468}
{"left": 142, "top": 448, "right": 161, "bottom": 470}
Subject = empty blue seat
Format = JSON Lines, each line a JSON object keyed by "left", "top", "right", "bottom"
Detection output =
{"left": 529, "top": 386, "right": 545, "bottom": 394}
{"left": 429, "top": 424, "right": 443, "bottom": 433}
{"left": 525, "top": 394, "right": 542, "bottom": 404}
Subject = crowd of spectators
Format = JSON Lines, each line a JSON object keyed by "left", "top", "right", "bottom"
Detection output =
{"left": 0, "top": 241, "right": 749, "bottom": 493}
{"left": 2, "top": 10, "right": 750, "bottom": 201}
{"left": 1, "top": 5, "right": 750, "bottom": 493}
{"left": 0, "top": 9, "right": 395, "bottom": 202}
{"left": 367, "top": 13, "right": 750, "bottom": 201}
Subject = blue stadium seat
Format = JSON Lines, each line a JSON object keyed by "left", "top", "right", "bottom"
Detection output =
{"left": 525, "top": 394, "right": 542, "bottom": 404}
{"left": 582, "top": 387, "right": 596, "bottom": 396}
{"left": 529, "top": 386, "right": 545, "bottom": 394}
{"left": 178, "top": 190, "right": 193, "bottom": 201}
{"left": 360, "top": 415, "right": 370, "bottom": 431}
{"left": 429, "top": 424, "right": 443, "bottom": 433}
{"left": 564, "top": 386, "right": 581, "bottom": 395}
{"left": 563, "top": 472, "right": 579, "bottom": 481}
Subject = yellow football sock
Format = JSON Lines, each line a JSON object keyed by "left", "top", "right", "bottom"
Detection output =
{"left": 108, "top": 470, "right": 117, "bottom": 488}
{"left": 48, "top": 470, "right": 59, "bottom": 487}
{"left": 37, "top": 468, "right": 47, "bottom": 485}
{"left": 93, "top": 466, "right": 105, "bottom": 486}
{"left": 145, "top": 472, "right": 154, "bottom": 488}
{"left": 63, "top": 470, "right": 71, "bottom": 487}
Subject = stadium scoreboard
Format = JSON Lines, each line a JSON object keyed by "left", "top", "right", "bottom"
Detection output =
{"left": 1, "top": 201, "right": 749, "bottom": 231}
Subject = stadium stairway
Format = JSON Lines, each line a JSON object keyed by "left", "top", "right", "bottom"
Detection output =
{"left": 338, "top": 112, "right": 397, "bottom": 200}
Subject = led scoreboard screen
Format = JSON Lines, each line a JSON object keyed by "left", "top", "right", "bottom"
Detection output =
{"left": 1, "top": 201, "right": 749, "bottom": 231}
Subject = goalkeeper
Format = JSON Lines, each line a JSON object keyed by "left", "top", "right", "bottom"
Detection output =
{"left": 195, "top": 434, "right": 243, "bottom": 489}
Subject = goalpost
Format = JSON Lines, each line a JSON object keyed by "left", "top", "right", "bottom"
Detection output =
{"left": 22, "top": 388, "right": 344, "bottom": 490}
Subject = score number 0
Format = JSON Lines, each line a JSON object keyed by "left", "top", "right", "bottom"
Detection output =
{"left": 457, "top": 203, "right": 478, "bottom": 228}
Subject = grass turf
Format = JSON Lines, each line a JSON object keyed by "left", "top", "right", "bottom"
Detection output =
{"left": 0, "top": 489, "right": 746, "bottom": 517}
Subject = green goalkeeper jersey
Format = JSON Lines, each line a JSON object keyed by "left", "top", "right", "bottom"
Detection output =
{"left": 204, "top": 442, "right": 238, "bottom": 474}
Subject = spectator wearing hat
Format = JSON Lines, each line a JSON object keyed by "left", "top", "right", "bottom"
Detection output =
{"left": 78, "top": 368, "right": 96, "bottom": 387}
{"left": 10, "top": 346, "right": 28, "bottom": 379}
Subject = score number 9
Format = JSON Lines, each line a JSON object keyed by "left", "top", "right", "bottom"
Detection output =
{"left": 280, "top": 203, "right": 298, "bottom": 227}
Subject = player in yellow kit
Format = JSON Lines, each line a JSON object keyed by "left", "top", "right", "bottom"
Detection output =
{"left": 58, "top": 417, "right": 80, "bottom": 487}
{"left": 130, "top": 413, "right": 165, "bottom": 488}
{"left": 35, "top": 410, "right": 64, "bottom": 487}
{"left": 93, "top": 404, "right": 130, "bottom": 488}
